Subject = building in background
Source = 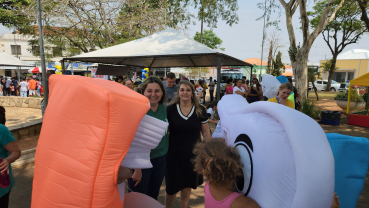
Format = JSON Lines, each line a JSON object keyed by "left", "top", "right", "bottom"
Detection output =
{"left": 320, "top": 49, "right": 369, "bottom": 82}
{"left": 244, "top": 58, "right": 267, "bottom": 79}
{"left": 0, "top": 33, "right": 36, "bottom": 77}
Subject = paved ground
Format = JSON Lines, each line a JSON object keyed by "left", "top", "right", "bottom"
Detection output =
{"left": 6, "top": 96, "right": 369, "bottom": 208}
{"left": 4, "top": 107, "right": 42, "bottom": 128}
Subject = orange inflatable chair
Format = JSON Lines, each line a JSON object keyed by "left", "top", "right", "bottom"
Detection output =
{"left": 31, "top": 75, "right": 149, "bottom": 208}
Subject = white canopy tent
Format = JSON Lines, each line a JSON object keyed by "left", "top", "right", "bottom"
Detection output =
{"left": 63, "top": 28, "right": 253, "bottom": 99}
{"left": 0, "top": 51, "right": 34, "bottom": 67}
{"left": 0, "top": 50, "right": 34, "bottom": 79}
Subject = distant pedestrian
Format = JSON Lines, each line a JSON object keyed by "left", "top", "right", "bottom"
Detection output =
{"left": 162, "top": 72, "right": 178, "bottom": 105}
{"left": 202, "top": 79, "right": 208, "bottom": 103}
{"left": 195, "top": 79, "right": 204, "bottom": 104}
{"left": 225, "top": 79, "right": 233, "bottom": 95}
{"left": 5, "top": 78, "right": 11, "bottom": 96}
{"left": 35, "top": 79, "right": 41, "bottom": 97}
{"left": 10, "top": 84, "right": 15, "bottom": 96}
{"left": 0, "top": 76, "right": 4, "bottom": 96}
{"left": 233, "top": 79, "right": 248, "bottom": 98}
{"left": 242, "top": 78, "right": 248, "bottom": 92}
{"left": 11, "top": 78, "right": 19, "bottom": 96}
{"left": 208, "top": 77, "right": 215, "bottom": 102}
{"left": 19, "top": 78, "right": 28, "bottom": 97}
{"left": 247, "top": 78, "right": 262, "bottom": 103}
{"left": 123, "top": 79, "right": 133, "bottom": 89}
{"left": 28, "top": 77, "right": 36, "bottom": 97}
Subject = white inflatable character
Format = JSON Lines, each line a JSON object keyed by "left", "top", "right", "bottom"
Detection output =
{"left": 262, "top": 74, "right": 280, "bottom": 99}
{"left": 217, "top": 95, "right": 335, "bottom": 208}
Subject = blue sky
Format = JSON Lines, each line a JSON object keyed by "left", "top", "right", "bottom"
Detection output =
{"left": 1, "top": 1, "right": 368, "bottom": 64}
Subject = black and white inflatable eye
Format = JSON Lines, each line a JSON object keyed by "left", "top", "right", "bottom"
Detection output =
{"left": 234, "top": 134, "right": 253, "bottom": 196}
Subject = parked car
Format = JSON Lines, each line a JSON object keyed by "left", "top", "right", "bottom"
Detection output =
{"left": 313, "top": 80, "right": 345, "bottom": 92}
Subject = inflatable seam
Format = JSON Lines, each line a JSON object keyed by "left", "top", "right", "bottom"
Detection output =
{"left": 90, "top": 93, "right": 111, "bottom": 207}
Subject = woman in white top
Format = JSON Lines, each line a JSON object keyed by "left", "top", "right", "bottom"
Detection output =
{"left": 19, "top": 78, "right": 29, "bottom": 97}
{"left": 195, "top": 80, "right": 204, "bottom": 104}
{"left": 233, "top": 79, "right": 248, "bottom": 98}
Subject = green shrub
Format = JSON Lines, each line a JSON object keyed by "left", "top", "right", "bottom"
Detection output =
{"left": 300, "top": 99, "right": 322, "bottom": 119}
{"left": 334, "top": 88, "right": 363, "bottom": 102}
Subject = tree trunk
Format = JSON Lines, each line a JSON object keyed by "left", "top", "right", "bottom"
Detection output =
{"left": 267, "top": 41, "right": 273, "bottom": 74}
{"left": 200, "top": 18, "right": 203, "bottom": 43}
{"left": 292, "top": 49, "right": 309, "bottom": 100}
{"left": 313, "top": 85, "right": 319, "bottom": 101}
{"left": 325, "top": 55, "right": 338, "bottom": 91}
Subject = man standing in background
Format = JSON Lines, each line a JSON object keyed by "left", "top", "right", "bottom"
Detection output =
{"left": 28, "top": 77, "right": 36, "bottom": 97}
{"left": 208, "top": 77, "right": 215, "bottom": 102}
{"left": 162, "top": 72, "right": 178, "bottom": 105}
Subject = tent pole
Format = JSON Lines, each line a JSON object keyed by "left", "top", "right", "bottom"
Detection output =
{"left": 346, "top": 83, "right": 351, "bottom": 114}
{"left": 61, "top": 59, "right": 65, "bottom": 74}
{"left": 37, "top": 0, "right": 48, "bottom": 108}
{"left": 250, "top": 65, "right": 253, "bottom": 81}
{"left": 216, "top": 55, "right": 221, "bottom": 100}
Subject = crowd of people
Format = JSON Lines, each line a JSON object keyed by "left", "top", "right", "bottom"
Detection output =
{"left": 0, "top": 76, "right": 42, "bottom": 97}
{"left": 0, "top": 71, "right": 339, "bottom": 208}
{"left": 113, "top": 72, "right": 343, "bottom": 208}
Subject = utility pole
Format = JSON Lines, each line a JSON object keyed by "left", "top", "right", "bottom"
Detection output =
{"left": 13, "top": 26, "right": 21, "bottom": 80}
{"left": 259, "top": 0, "right": 267, "bottom": 80}
{"left": 37, "top": 0, "right": 48, "bottom": 107}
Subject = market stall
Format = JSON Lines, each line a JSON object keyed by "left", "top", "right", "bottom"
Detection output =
{"left": 347, "top": 72, "right": 369, "bottom": 127}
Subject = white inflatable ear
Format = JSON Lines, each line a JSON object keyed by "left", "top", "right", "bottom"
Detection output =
{"left": 262, "top": 74, "right": 280, "bottom": 99}
{"left": 120, "top": 114, "right": 168, "bottom": 169}
{"left": 118, "top": 114, "right": 168, "bottom": 200}
{"left": 217, "top": 96, "right": 335, "bottom": 208}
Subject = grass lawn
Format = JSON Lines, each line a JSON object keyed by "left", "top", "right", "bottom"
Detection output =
{"left": 308, "top": 91, "right": 339, "bottom": 100}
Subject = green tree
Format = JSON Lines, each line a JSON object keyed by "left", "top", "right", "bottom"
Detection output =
{"left": 19, "top": 0, "right": 170, "bottom": 60}
{"left": 309, "top": 0, "right": 367, "bottom": 91}
{"left": 272, "top": 51, "right": 284, "bottom": 77}
{"left": 320, "top": 59, "right": 338, "bottom": 72}
{"left": 0, "top": 0, "right": 30, "bottom": 26}
{"left": 308, "top": 66, "right": 321, "bottom": 100}
{"left": 193, "top": 29, "right": 225, "bottom": 51}
{"left": 259, "top": 0, "right": 346, "bottom": 100}
{"left": 169, "top": 0, "right": 239, "bottom": 43}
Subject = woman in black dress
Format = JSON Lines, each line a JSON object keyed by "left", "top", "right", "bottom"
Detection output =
{"left": 247, "top": 78, "right": 263, "bottom": 103}
{"left": 165, "top": 80, "right": 211, "bottom": 208}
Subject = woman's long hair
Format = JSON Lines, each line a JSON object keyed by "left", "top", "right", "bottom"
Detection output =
{"left": 169, "top": 80, "right": 204, "bottom": 118}
{"left": 140, "top": 76, "right": 167, "bottom": 104}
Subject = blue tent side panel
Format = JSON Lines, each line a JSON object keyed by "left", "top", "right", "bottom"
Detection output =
{"left": 326, "top": 133, "right": 369, "bottom": 208}
{"left": 276, "top": 75, "right": 288, "bottom": 84}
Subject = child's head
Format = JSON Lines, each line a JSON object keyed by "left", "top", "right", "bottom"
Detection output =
{"left": 193, "top": 138, "right": 242, "bottom": 187}
{"left": 210, "top": 100, "right": 219, "bottom": 110}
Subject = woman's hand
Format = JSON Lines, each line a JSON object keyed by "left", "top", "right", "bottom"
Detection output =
{"left": 331, "top": 193, "right": 340, "bottom": 208}
{"left": 0, "top": 159, "right": 9, "bottom": 173}
{"left": 131, "top": 169, "right": 142, "bottom": 187}
{"left": 1, "top": 141, "right": 21, "bottom": 173}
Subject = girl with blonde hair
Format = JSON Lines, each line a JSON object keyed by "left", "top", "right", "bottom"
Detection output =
{"left": 267, "top": 83, "right": 294, "bottom": 109}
